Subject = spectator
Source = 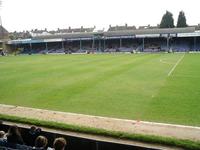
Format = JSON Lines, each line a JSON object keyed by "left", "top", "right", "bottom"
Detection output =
{"left": 0, "top": 131, "right": 5, "bottom": 139}
{"left": 0, "top": 130, "right": 7, "bottom": 147}
{"left": 34, "top": 135, "right": 48, "bottom": 150}
{"left": 35, "top": 127, "right": 42, "bottom": 134}
{"left": 6, "top": 125, "right": 24, "bottom": 144}
{"left": 29, "top": 126, "right": 37, "bottom": 134}
{"left": 24, "top": 125, "right": 42, "bottom": 146}
{"left": 53, "top": 137, "right": 67, "bottom": 150}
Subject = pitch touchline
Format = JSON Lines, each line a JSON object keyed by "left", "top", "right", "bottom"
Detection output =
{"left": 167, "top": 53, "right": 185, "bottom": 77}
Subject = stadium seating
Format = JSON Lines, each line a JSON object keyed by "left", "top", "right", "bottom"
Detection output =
{"left": 0, "top": 123, "right": 161, "bottom": 150}
{"left": 17, "top": 37, "right": 198, "bottom": 54}
{"left": 5, "top": 26, "right": 200, "bottom": 54}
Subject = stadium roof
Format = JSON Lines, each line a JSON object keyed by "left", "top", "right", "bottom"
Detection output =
{"left": 104, "top": 27, "right": 195, "bottom": 37}
{"left": 32, "top": 27, "right": 195, "bottom": 39}
{"left": 33, "top": 32, "right": 96, "bottom": 40}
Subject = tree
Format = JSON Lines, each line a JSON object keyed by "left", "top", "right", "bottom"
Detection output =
{"left": 160, "top": 11, "right": 175, "bottom": 28}
{"left": 177, "top": 11, "right": 187, "bottom": 28}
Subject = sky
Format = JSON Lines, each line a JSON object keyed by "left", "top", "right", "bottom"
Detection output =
{"left": 0, "top": 0, "right": 200, "bottom": 32}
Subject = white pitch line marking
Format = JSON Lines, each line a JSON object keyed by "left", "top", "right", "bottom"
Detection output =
{"left": 159, "top": 59, "right": 173, "bottom": 65}
{"left": 167, "top": 53, "right": 185, "bottom": 77}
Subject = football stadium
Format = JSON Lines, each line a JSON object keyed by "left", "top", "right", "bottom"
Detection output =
{"left": 1, "top": 1, "right": 200, "bottom": 150}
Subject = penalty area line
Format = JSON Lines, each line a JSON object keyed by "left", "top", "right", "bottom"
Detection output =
{"left": 167, "top": 53, "right": 185, "bottom": 77}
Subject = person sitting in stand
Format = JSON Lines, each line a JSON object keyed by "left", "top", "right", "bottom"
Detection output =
{"left": 34, "top": 135, "right": 48, "bottom": 150}
{"left": 52, "top": 137, "right": 67, "bottom": 150}
{"left": 6, "top": 125, "right": 24, "bottom": 145}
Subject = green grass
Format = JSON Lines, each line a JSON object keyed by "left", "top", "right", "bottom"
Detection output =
{"left": 0, "top": 53, "right": 200, "bottom": 126}
{"left": 0, "top": 114, "right": 200, "bottom": 150}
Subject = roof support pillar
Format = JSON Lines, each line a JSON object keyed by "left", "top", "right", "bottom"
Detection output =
{"left": 45, "top": 42, "right": 48, "bottom": 50}
{"left": 167, "top": 37, "right": 170, "bottom": 51}
{"left": 120, "top": 37, "right": 122, "bottom": 48}
{"left": 92, "top": 37, "right": 95, "bottom": 50}
{"left": 79, "top": 39, "right": 82, "bottom": 50}
{"left": 62, "top": 41, "right": 64, "bottom": 50}
{"left": 142, "top": 38, "right": 145, "bottom": 51}
{"left": 98, "top": 39, "right": 101, "bottom": 52}
{"left": 194, "top": 37, "right": 196, "bottom": 51}
{"left": 29, "top": 42, "right": 32, "bottom": 51}
{"left": 103, "top": 38, "right": 106, "bottom": 50}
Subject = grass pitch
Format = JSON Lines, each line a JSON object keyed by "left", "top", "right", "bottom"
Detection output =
{"left": 0, "top": 53, "right": 200, "bottom": 126}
